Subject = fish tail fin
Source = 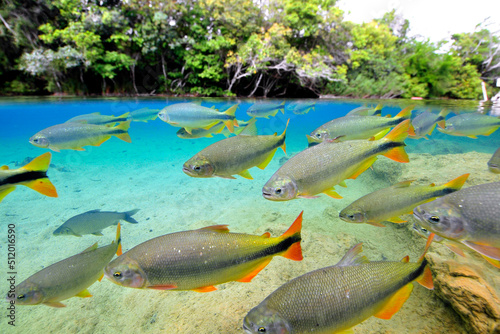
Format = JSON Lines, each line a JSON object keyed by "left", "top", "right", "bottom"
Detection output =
{"left": 280, "top": 211, "right": 303, "bottom": 261}
{"left": 222, "top": 105, "right": 239, "bottom": 133}
{"left": 382, "top": 120, "right": 410, "bottom": 163}
{"left": 224, "top": 105, "right": 238, "bottom": 117}
{"left": 280, "top": 101, "right": 285, "bottom": 114}
{"left": 113, "top": 121, "right": 132, "bottom": 143}
{"left": 118, "top": 112, "right": 130, "bottom": 119}
{"left": 0, "top": 187, "right": 16, "bottom": 202}
{"left": 374, "top": 104, "right": 383, "bottom": 115}
{"left": 115, "top": 223, "right": 122, "bottom": 256}
{"left": 394, "top": 105, "right": 414, "bottom": 120}
{"left": 415, "top": 233, "right": 435, "bottom": 290}
{"left": 23, "top": 152, "right": 51, "bottom": 172}
{"left": 438, "top": 109, "right": 450, "bottom": 119}
{"left": 384, "top": 119, "right": 410, "bottom": 143}
{"left": 408, "top": 122, "right": 416, "bottom": 137}
{"left": 124, "top": 209, "right": 140, "bottom": 224}
{"left": 442, "top": 173, "right": 469, "bottom": 190}
{"left": 224, "top": 119, "right": 235, "bottom": 133}
{"left": 24, "top": 178, "right": 58, "bottom": 198}
{"left": 280, "top": 119, "right": 290, "bottom": 154}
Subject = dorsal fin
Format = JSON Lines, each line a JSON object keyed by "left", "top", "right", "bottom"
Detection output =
{"left": 199, "top": 225, "right": 230, "bottom": 233}
{"left": 336, "top": 243, "right": 369, "bottom": 267}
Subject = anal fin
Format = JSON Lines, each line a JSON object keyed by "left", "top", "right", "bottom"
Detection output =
{"left": 237, "top": 258, "right": 272, "bottom": 283}
{"left": 374, "top": 284, "right": 413, "bottom": 320}
{"left": 75, "top": 289, "right": 92, "bottom": 298}
{"left": 192, "top": 285, "right": 217, "bottom": 293}
{"left": 257, "top": 149, "right": 277, "bottom": 170}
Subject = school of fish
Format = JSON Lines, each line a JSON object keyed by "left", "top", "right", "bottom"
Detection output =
{"left": 4, "top": 100, "right": 499, "bottom": 333}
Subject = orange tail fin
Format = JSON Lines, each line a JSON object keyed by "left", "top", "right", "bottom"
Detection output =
{"left": 280, "top": 211, "right": 303, "bottom": 261}
{"left": 442, "top": 173, "right": 469, "bottom": 190}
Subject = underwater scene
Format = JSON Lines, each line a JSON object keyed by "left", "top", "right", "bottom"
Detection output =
{"left": 0, "top": 97, "right": 499, "bottom": 334}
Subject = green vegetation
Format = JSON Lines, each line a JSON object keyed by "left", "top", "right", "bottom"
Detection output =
{"left": 0, "top": 1, "right": 498, "bottom": 98}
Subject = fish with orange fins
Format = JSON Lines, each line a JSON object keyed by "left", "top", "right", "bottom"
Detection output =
{"left": 409, "top": 109, "right": 450, "bottom": 139}
{"left": 104, "top": 212, "right": 303, "bottom": 292}
{"left": 183, "top": 119, "right": 288, "bottom": 180}
{"left": 158, "top": 103, "right": 239, "bottom": 134}
{"left": 30, "top": 121, "right": 132, "bottom": 152}
{"left": 414, "top": 181, "right": 500, "bottom": 269}
{"left": 243, "top": 239, "right": 434, "bottom": 333}
{"left": 7, "top": 224, "right": 122, "bottom": 307}
{"left": 0, "top": 152, "right": 58, "bottom": 203}
{"left": 263, "top": 120, "right": 411, "bottom": 201}
{"left": 339, "top": 174, "right": 469, "bottom": 227}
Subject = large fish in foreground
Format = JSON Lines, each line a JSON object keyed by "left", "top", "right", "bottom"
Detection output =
{"left": 183, "top": 120, "right": 288, "bottom": 179}
{"left": 8, "top": 224, "right": 122, "bottom": 307}
{"left": 104, "top": 212, "right": 303, "bottom": 292}
{"left": 29, "top": 121, "right": 131, "bottom": 151}
{"left": 0, "top": 152, "right": 58, "bottom": 203}
{"left": 53, "top": 209, "right": 140, "bottom": 237}
{"left": 488, "top": 147, "right": 500, "bottom": 174}
{"left": 437, "top": 113, "right": 500, "bottom": 138}
{"left": 262, "top": 120, "right": 411, "bottom": 201}
{"left": 243, "top": 241, "right": 433, "bottom": 334}
{"left": 158, "top": 103, "right": 238, "bottom": 134}
{"left": 307, "top": 106, "right": 412, "bottom": 146}
{"left": 339, "top": 174, "right": 469, "bottom": 227}
{"left": 413, "top": 182, "right": 500, "bottom": 268}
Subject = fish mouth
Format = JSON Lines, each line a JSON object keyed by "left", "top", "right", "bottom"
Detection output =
{"left": 262, "top": 191, "right": 273, "bottom": 199}
{"left": 182, "top": 166, "right": 193, "bottom": 175}
{"left": 412, "top": 207, "right": 426, "bottom": 221}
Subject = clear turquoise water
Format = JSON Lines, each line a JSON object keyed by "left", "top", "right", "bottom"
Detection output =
{"left": 1, "top": 97, "right": 499, "bottom": 333}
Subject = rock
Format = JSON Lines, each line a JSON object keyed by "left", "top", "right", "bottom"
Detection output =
{"left": 427, "top": 253, "right": 500, "bottom": 334}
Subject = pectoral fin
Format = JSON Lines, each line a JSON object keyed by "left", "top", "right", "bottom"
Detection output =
{"left": 148, "top": 284, "right": 177, "bottom": 290}
{"left": 238, "top": 170, "right": 253, "bottom": 180}
{"left": 348, "top": 157, "right": 377, "bottom": 180}
{"left": 257, "top": 149, "right": 277, "bottom": 170}
{"left": 323, "top": 189, "right": 343, "bottom": 199}
{"left": 374, "top": 283, "right": 413, "bottom": 320}
{"left": 462, "top": 241, "right": 500, "bottom": 260}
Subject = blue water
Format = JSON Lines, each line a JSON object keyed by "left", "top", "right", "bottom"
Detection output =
{"left": 0, "top": 97, "right": 499, "bottom": 333}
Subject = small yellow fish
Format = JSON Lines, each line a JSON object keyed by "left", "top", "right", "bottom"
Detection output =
{"left": 30, "top": 121, "right": 131, "bottom": 152}
{"left": 0, "top": 153, "right": 58, "bottom": 203}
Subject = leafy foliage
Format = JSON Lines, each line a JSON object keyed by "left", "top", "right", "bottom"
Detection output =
{"left": 0, "top": 0, "right": 497, "bottom": 98}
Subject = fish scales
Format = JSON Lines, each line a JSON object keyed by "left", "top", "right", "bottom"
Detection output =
{"left": 107, "top": 228, "right": 299, "bottom": 290}
{"left": 270, "top": 140, "right": 403, "bottom": 196}
{"left": 199, "top": 136, "right": 284, "bottom": 173}
{"left": 247, "top": 260, "right": 426, "bottom": 333}
{"left": 415, "top": 182, "right": 500, "bottom": 246}
{"left": 488, "top": 147, "right": 500, "bottom": 173}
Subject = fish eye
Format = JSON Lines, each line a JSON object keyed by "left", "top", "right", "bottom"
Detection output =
{"left": 33, "top": 138, "right": 39, "bottom": 143}
{"left": 113, "top": 271, "right": 123, "bottom": 278}
{"left": 17, "top": 294, "right": 25, "bottom": 300}
{"left": 348, "top": 214, "right": 355, "bottom": 219}
{"left": 421, "top": 227, "right": 428, "bottom": 232}
{"left": 258, "top": 328, "right": 266, "bottom": 333}
{"left": 429, "top": 216, "right": 440, "bottom": 223}
{"left": 194, "top": 166, "right": 201, "bottom": 171}
{"left": 315, "top": 133, "right": 321, "bottom": 138}
{"left": 275, "top": 188, "right": 282, "bottom": 194}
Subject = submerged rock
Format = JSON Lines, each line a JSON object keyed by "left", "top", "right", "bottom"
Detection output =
{"left": 427, "top": 253, "right": 500, "bottom": 334}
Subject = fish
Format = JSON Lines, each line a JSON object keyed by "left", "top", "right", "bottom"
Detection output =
{"left": 488, "top": 147, "right": 500, "bottom": 174}
{"left": 262, "top": 120, "right": 411, "bottom": 201}
{"left": 339, "top": 174, "right": 469, "bottom": 227}
{"left": 177, "top": 120, "right": 253, "bottom": 139}
{"left": 243, "top": 241, "right": 433, "bottom": 334}
{"left": 346, "top": 104, "right": 383, "bottom": 116}
{"left": 413, "top": 181, "right": 500, "bottom": 268}
{"left": 0, "top": 152, "right": 58, "bottom": 203}
{"left": 65, "top": 112, "right": 129, "bottom": 125}
{"left": 7, "top": 224, "right": 122, "bottom": 307}
{"left": 183, "top": 119, "right": 287, "bottom": 179}
{"left": 158, "top": 103, "right": 239, "bottom": 134}
{"left": 437, "top": 113, "right": 500, "bottom": 138}
{"left": 306, "top": 105, "right": 413, "bottom": 146}
{"left": 246, "top": 101, "right": 285, "bottom": 118}
{"left": 29, "top": 121, "right": 132, "bottom": 152}
{"left": 104, "top": 212, "right": 303, "bottom": 292}
{"left": 53, "top": 209, "right": 140, "bottom": 237}
{"left": 409, "top": 109, "right": 450, "bottom": 139}
{"left": 127, "top": 107, "right": 161, "bottom": 122}
{"left": 286, "top": 101, "right": 315, "bottom": 115}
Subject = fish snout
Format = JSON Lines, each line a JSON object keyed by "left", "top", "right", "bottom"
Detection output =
{"left": 158, "top": 111, "right": 169, "bottom": 123}
{"left": 104, "top": 261, "right": 147, "bottom": 288}
{"left": 29, "top": 135, "right": 49, "bottom": 148}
